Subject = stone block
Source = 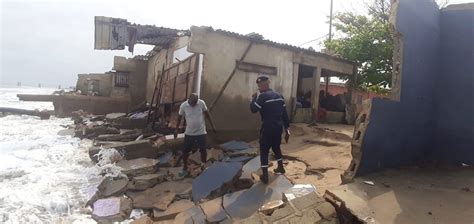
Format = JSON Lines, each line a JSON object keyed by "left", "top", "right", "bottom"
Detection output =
{"left": 91, "top": 197, "right": 132, "bottom": 223}
{"left": 117, "top": 158, "right": 159, "bottom": 177}
{"left": 192, "top": 162, "right": 243, "bottom": 203}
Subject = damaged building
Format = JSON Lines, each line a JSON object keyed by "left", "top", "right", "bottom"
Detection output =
{"left": 94, "top": 16, "right": 357, "bottom": 140}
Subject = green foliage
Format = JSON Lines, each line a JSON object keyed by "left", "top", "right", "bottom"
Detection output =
{"left": 325, "top": 0, "right": 393, "bottom": 93}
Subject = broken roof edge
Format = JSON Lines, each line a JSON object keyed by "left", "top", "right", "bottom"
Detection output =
{"left": 442, "top": 3, "right": 474, "bottom": 11}
{"left": 190, "top": 26, "right": 357, "bottom": 66}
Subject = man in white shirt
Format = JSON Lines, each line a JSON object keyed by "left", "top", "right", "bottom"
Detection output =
{"left": 174, "top": 93, "right": 216, "bottom": 176}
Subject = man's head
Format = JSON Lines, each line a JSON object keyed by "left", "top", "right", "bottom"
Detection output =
{"left": 256, "top": 76, "right": 270, "bottom": 92}
{"left": 188, "top": 93, "right": 199, "bottom": 106}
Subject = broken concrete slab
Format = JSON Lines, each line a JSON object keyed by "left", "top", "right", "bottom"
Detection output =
{"left": 116, "top": 158, "right": 159, "bottom": 177}
{"left": 233, "top": 213, "right": 263, "bottom": 224}
{"left": 91, "top": 197, "right": 132, "bottom": 223}
{"left": 241, "top": 157, "right": 261, "bottom": 180}
{"left": 110, "top": 117, "right": 147, "bottom": 129}
{"left": 223, "top": 175, "right": 293, "bottom": 220}
{"left": 289, "top": 191, "right": 325, "bottom": 212}
{"left": 266, "top": 203, "right": 295, "bottom": 222}
{"left": 153, "top": 200, "right": 194, "bottom": 221}
{"left": 229, "top": 147, "right": 258, "bottom": 157}
{"left": 316, "top": 202, "right": 336, "bottom": 220}
{"left": 152, "top": 192, "right": 176, "bottom": 211}
{"left": 127, "top": 180, "right": 192, "bottom": 209}
{"left": 128, "top": 172, "right": 167, "bottom": 191}
{"left": 84, "top": 125, "right": 120, "bottom": 137}
{"left": 96, "top": 133, "right": 142, "bottom": 142}
{"left": 283, "top": 184, "right": 318, "bottom": 202}
{"left": 109, "top": 140, "right": 162, "bottom": 160}
{"left": 85, "top": 185, "right": 100, "bottom": 207}
{"left": 285, "top": 208, "right": 322, "bottom": 224}
{"left": 173, "top": 206, "right": 207, "bottom": 224}
{"left": 131, "top": 215, "right": 153, "bottom": 224}
{"left": 220, "top": 141, "right": 252, "bottom": 152}
{"left": 97, "top": 177, "right": 128, "bottom": 197}
{"left": 192, "top": 162, "right": 243, "bottom": 203}
{"left": 200, "top": 197, "right": 228, "bottom": 223}
{"left": 167, "top": 167, "right": 185, "bottom": 181}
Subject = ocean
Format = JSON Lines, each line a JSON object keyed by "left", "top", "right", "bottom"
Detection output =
{"left": 0, "top": 86, "right": 97, "bottom": 223}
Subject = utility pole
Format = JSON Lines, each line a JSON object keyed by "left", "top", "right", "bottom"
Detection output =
{"left": 325, "top": 0, "right": 334, "bottom": 96}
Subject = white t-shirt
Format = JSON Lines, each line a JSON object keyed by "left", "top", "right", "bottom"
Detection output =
{"left": 178, "top": 99, "right": 208, "bottom": 136}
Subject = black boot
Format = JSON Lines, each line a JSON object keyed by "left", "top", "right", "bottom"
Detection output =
{"left": 260, "top": 167, "right": 269, "bottom": 184}
{"left": 273, "top": 160, "right": 286, "bottom": 174}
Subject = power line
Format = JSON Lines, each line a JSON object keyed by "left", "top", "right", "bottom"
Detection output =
{"left": 298, "top": 34, "right": 329, "bottom": 47}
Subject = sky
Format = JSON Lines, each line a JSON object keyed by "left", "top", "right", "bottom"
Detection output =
{"left": 0, "top": 0, "right": 471, "bottom": 88}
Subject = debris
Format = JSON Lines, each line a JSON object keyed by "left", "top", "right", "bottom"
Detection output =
{"left": 428, "top": 211, "right": 433, "bottom": 215}
{"left": 192, "top": 162, "right": 243, "bottom": 203}
{"left": 461, "top": 187, "right": 471, "bottom": 192}
{"left": 91, "top": 197, "right": 132, "bottom": 223}
{"left": 220, "top": 141, "right": 252, "bottom": 152}
{"left": 363, "top": 181, "right": 375, "bottom": 186}
{"left": 116, "top": 158, "right": 159, "bottom": 177}
{"left": 85, "top": 185, "right": 100, "bottom": 207}
{"left": 267, "top": 204, "right": 294, "bottom": 221}
{"left": 173, "top": 205, "right": 207, "bottom": 224}
{"left": 108, "top": 140, "right": 162, "bottom": 160}
{"left": 289, "top": 191, "right": 325, "bottom": 211}
{"left": 222, "top": 175, "right": 292, "bottom": 220}
{"left": 224, "top": 155, "right": 254, "bottom": 163}
{"left": 128, "top": 172, "right": 167, "bottom": 191}
{"left": 84, "top": 125, "right": 120, "bottom": 138}
{"left": 0, "top": 107, "right": 51, "bottom": 119}
{"left": 283, "top": 184, "right": 318, "bottom": 201}
{"left": 153, "top": 200, "right": 194, "bottom": 221}
{"left": 200, "top": 197, "right": 228, "bottom": 223}
{"left": 127, "top": 180, "right": 192, "bottom": 209}
{"left": 258, "top": 200, "right": 284, "bottom": 215}
{"left": 229, "top": 147, "right": 258, "bottom": 157}
{"left": 96, "top": 133, "right": 141, "bottom": 142}
{"left": 241, "top": 157, "right": 261, "bottom": 180}
{"left": 152, "top": 192, "right": 177, "bottom": 211}
{"left": 167, "top": 167, "right": 185, "bottom": 181}
{"left": 97, "top": 176, "right": 129, "bottom": 197}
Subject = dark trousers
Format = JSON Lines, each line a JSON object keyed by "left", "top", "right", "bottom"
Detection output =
{"left": 182, "top": 134, "right": 207, "bottom": 170}
{"left": 259, "top": 126, "right": 283, "bottom": 168}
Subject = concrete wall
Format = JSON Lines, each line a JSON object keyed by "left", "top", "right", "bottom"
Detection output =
{"left": 113, "top": 56, "right": 149, "bottom": 108}
{"left": 351, "top": 0, "right": 441, "bottom": 176}
{"left": 189, "top": 27, "right": 295, "bottom": 140}
{"left": 76, "top": 73, "right": 113, "bottom": 97}
{"left": 348, "top": 1, "right": 474, "bottom": 178}
{"left": 145, "top": 36, "right": 190, "bottom": 103}
{"left": 433, "top": 4, "right": 474, "bottom": 164}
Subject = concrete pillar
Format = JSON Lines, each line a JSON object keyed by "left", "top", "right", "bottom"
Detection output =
{"left": 312, "top": 67, "right": 322, "bottom": 121}
{"left": 290, "top": 63, "right": 300, "bottom": 120}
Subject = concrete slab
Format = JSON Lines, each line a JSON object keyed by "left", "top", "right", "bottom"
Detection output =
{"left": 116, "top": 158, "right": 159, "bottom": 177}
{"left": 126, "top": 180, "right": 191, "bottom": 209}
{"left": 200, "top": 197, "right": 228, "bottom": 223}
{"left": 173, "top": 206, "right": 206, "bottom": 224}
{"left": 98, "top": 176, "right": 128, "bottom": 197}
{"left": 152, "top": 192, "right": 176, "bottom": 211}
{"left": 91, "top": 197, "right": 132, "bottom": 223}
{"left": 192, "top": 162, "right": 243, "bottom": 203}
{"left": 223, "top": 175, "right": 293, "bottom": 220}
{"left": 224, "top": 155, "right": 254, "bottom": 163}
{"left": 109, "top": 140, "right": 161, "bottom": 160}
{"left": 241, "top": 157, "right": 261, "bottom": 180}
{"left": 153, "top": 200, "right": 194, "bottom": 221}
{"left": 325, "top": 167, "right": 474, "bottom": 224}
{"left": 220, "top": 141, "right": 252, "bottom": 152}
{"left": 128, "top": 172, "right": 167, "bottom": 191}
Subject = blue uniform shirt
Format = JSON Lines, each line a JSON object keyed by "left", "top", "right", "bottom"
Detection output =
{"left": 250, "top": 89, "right": 290, "bottom": 130}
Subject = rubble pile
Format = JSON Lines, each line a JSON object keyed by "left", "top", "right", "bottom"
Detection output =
{"left": 70, "top": 111, "right": 340, "bottom": 223}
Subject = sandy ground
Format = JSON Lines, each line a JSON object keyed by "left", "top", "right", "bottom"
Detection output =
{"left": 326, "top": 166, "right": 474, "bottom": 224}
{"left": 250, "top": 123, "right": 355, "bottom": 195}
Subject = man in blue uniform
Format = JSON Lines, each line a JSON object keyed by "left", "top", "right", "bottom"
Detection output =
{"left": 250, "top": 76, "right": 290, "bottom": 184}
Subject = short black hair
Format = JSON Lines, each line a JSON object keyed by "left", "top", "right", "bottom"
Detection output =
{"left": 256, "top": 76, "right": 269, "bottom": 84}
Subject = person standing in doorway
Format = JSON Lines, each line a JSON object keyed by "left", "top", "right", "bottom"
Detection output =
{"left": 175, "top": 93, "right": 216, "bottom": 176}
{"left": 250, "top": 76, "right": 290, "bottom": 184}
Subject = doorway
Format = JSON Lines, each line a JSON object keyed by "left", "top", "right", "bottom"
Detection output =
{"left": 294, "top": 64, "right": 316, "bottom": 123}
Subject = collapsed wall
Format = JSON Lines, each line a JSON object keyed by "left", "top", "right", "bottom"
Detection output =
{"left": 344, "top": 0, "right": 474, "bottom": 179}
